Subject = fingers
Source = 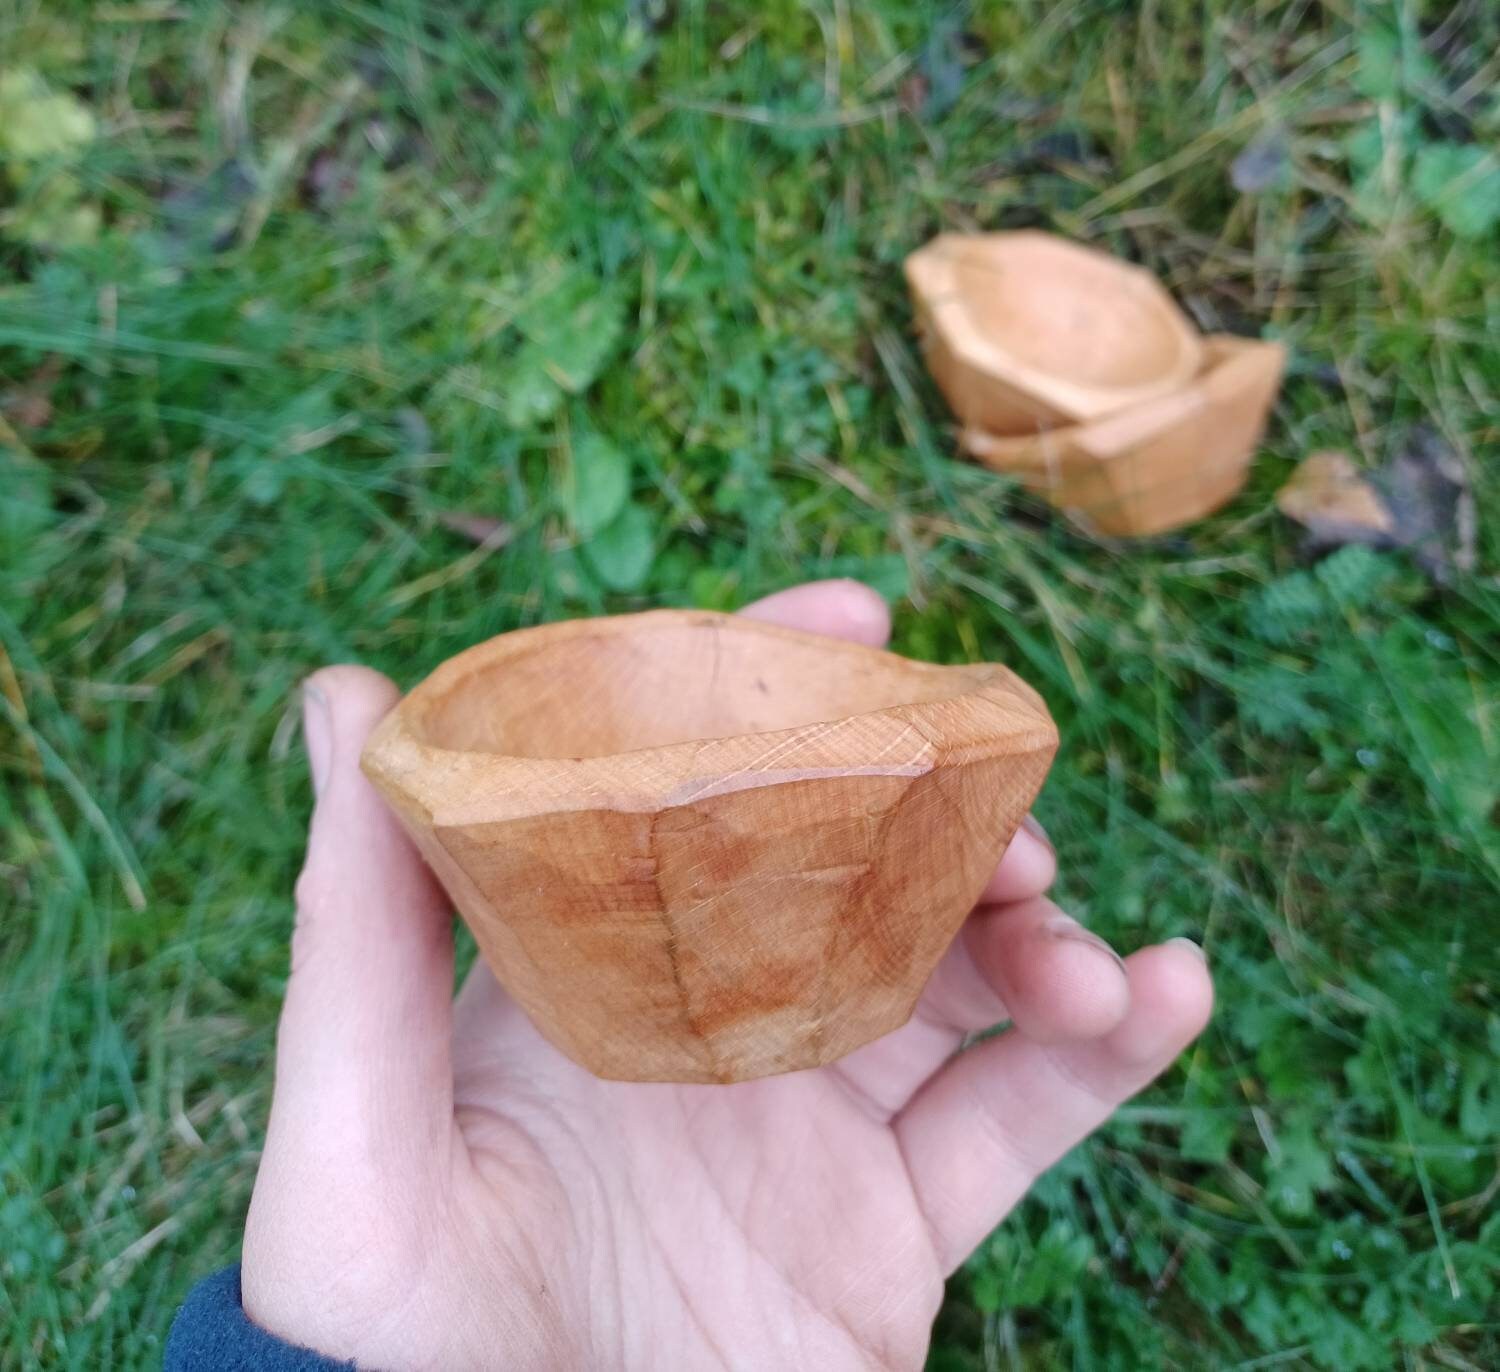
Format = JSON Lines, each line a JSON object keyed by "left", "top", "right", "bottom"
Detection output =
{"left": 268, "top": 666, "right": 456, "bottom": 1153}
{"left": 921, "top": 897, "right": 1129, "bottom": 1044}
{"left": 912, "top": 827, "right": 1068, "bottom": 1043}
{"left": 896, "top": 940, "right": 1213, "bottom": 1272}
{"left": 977, "top": 815, "right": 1055, "bottom": 904}
{"left": 738, "top": 578, "right": 892, "bottom": 646}
{"left": 831, "top": 893, "right": 1128, "bottom": 1115}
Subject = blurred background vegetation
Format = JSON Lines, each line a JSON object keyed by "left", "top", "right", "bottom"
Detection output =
{"left": 2, "top": 1, "right": 1497, "bottom": 1367}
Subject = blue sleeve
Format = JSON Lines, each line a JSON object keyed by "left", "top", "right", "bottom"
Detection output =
{"left": 165, "top": 1266, "right": 358, "bottom": 1371}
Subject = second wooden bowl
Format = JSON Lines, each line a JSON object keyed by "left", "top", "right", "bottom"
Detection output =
{"left": 905, "top": 230, "right": 1203, "bottom": 435}
{"left": 363, "top": 611, "right": 1058, "bottom": 1083}
{"left": 962, "top": 336, "right": 1286, "bottom": 538}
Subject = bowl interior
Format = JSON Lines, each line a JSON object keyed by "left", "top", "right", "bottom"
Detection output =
{"left": 949, "top": 238, "right": 1188, "bottom": 389}
{"left": 409, "top": 617, "right": 975, "bottom": 759}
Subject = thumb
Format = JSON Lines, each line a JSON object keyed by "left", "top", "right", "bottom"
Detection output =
{"left": 270, "top": 665, "right": 455, "bottom": 1153}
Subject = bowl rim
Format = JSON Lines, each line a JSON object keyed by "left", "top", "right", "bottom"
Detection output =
{"left": 960, "top": 334, "right": 1286, "bottom": 469}
{"left": 905, "top": 230, "right": 1204, "bottom": 421}
{"left": 361, "top": 610, "right": 1058, "bottom": 827}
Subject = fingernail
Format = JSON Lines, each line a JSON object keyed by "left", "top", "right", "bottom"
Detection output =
{"left": 1167, "top": 936, "right": 1207, "bottom": 962}
{"left": 1046, "top": 913, "right": 1126, "bottom": 971}
{"left": 1020, "top": 813, "right": 1053, "bottom": 854}
{"left": 302, "top": 678, "right": 333, "bottom": 796}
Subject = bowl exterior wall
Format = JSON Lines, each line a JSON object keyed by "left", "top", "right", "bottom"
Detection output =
{"left": 404, "top": 745, "right": 1053, "bottom": 1082}
{"left": 963, "top": 338, "right": 1285, "bottom": 537}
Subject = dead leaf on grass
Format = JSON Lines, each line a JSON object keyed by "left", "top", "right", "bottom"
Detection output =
{"left": 1379, "top": 424, "right": 1476, "bottom": 582}
{"left": 1231, "top": 131, "right": 1291, "bottom": 193}
{"left": 1276, "top": 429, "right": 1476, "bottom": 582}
{"left": 1276, "top": 449, "right": 1396, "bottom": 547}
{"left": 436, "top": 510, "right": 514, "bottom": 546}
{"left": 1, "top": 354, "right": 64, "bottom": 429}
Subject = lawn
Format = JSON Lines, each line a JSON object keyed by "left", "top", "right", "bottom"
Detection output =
{"left": 3, "top": 1, "right": 1498, "bottom": 1367}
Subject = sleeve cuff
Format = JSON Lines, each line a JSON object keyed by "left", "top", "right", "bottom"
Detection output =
{"left": 165, "top": 1265, "right": 360, "bottom": 1371}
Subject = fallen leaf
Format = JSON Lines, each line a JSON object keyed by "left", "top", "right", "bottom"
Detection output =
{"left": 913, "top": 18, "right": 976, "bottom": 120}
{"left": 897, "top": 73, "right": 929, "bottom": 116}
{"left": 1, "top": 354, "right": 64, "bottom": 429}
{"left": 393, "top": 406, "right": 432, "bottom": 452}
{"left": 159, "top": 159, "right": 258, "bottom": 258}
{"left": 436, "top": 510, "right": 514, "bottom": 546}
{"left": 302, "top": 148, "right": 358, "bottom": 212}
{"left": 1378, "top": 425, "right": 1475, "bottom": 581}
{"left": 1276, "top": 450, "right": 1396, "bottom": 547}
{"left": 1231, "top": 131, "right": 1291, "bottom": 193}
{"left": 1275, "top": 432, "right": 1477, "bottom": 583}
{"left": 983, "top": 128, "right": 1106, "bottom": 177}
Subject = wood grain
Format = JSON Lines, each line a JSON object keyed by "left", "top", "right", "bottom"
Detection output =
{"left": 905, "top": 230, "right": 1203, "bottom": 435}
{"left": 961, "top": 336, "right": 1286, "bottom": 538}
{"left": 362, "top": 611, "right": 1058, "bottom": 1082}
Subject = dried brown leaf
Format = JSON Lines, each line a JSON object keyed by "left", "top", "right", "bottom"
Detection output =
{"left": 1, "top": 354, "right": 64, "bottom": 429}
{"left": 436, "top": 510, "right": 514, "bottom": 546}
{"left": 1379, "top": 425, "right": 1475, "bottom": 581}
{"left": 1276, "top": 431, "right": 1477, "bottom": 583}
{"left": 1275, "top": 450, "right": 1396, "bottom": 546}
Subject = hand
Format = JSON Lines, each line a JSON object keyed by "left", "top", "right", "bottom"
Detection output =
{"left": 242, "top": 580, "right": 1212, "bottom": 1371}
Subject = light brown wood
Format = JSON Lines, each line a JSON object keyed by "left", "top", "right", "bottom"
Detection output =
{"left": 362, "top": 611, "right": 1058, "bottom": 1083}
{"left": 961, "top": 336, "right": 1285, "bottom": 537}
{"left": 905, "top": 230, "right": 1203, "bottom": 435}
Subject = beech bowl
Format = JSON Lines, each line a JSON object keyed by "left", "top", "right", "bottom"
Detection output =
{"left": 962, "top": 336, "right": 1286, "bottom": 538}
{"left": 363, "top": 611, "right": 1058, "bottom": 1083}
{"left": 905, "top": 230, "right": 1203, "bottom": 435}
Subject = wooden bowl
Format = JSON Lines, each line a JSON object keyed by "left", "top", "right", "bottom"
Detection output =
{"left": 362, "top": 611, "right": 1058, "bottom": 1083}
{"left": 905, "top": 231, "right": 1203, "bottom": 435}
{"left": 961, "top": 336, "right": 1285, "bottom": 538}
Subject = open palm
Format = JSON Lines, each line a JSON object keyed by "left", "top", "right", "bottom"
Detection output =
{"left": 242, "top": 582, "right": 1211, "bottom": 1371}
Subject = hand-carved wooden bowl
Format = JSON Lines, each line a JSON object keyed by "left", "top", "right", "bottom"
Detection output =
{"left": 961, "top": 336, "right": 1286, "bottom": 538}
{"left": 905, "top": 231, "right": 1203, "bottom": 435}
{"left": 362, "top": 611, "right": 1058, "bottom": 1083}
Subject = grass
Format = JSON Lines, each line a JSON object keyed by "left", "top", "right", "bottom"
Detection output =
{"left": 2, "top": 0, "right": 1498, "bottom": 1366}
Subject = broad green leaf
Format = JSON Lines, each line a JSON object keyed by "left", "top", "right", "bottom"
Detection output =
{"left": 1245, "top": 570, "right": 1328, "bottom": 644}
{"left": 1181, "top": 1108, "right": 1236, "bottom": 1164}
{"left": 583, "top": 502, "right": 658, "bottom": 591}
{"left": 1354, "top": 29, "right": 1401, "bottom": 99}
{"left": 1354, "top": 27, "right": 1437, "bottom": 99}
{"left": 565, "top": 433, "right": 630, "bottom": 537}
{"left": 1268, "top": 1119, "right": 1335, "bottom": 1216}
{"left": 514, "top": 269, "right": 624, "bottom": 393}
{"left": 501, "top": 347, "right": 564, "bottom": 426}
{"left": 0, "top": 69, "right": 95, "bottom": 161}
{"left": 1304, "top": 1308, "right": 1388, "bottom": 1370}
{"left": 1412, "top": 142, "right": 1500, "bottom": 240}
{"left": 502, "top": 270, "right": 625, "bottom": 426}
